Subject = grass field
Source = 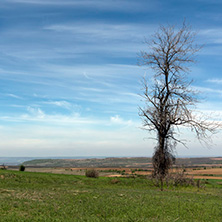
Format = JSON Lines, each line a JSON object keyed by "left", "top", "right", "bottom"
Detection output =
{"left": 9, "top": 165, "right": 222, "bottom": 180}
{"left": 1, "top": 170, "right": 222, "bottom": 221}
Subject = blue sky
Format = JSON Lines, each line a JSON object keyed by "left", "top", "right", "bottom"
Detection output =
{"left": 0, "top": 0, "right": 222, "bottom": 157}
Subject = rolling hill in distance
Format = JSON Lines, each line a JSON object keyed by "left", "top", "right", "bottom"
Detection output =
{"left": 22, "top": 157, "right": 222, "bottom": 168}
{"left": 0, "top": 156, "right": 106, "bottom": 166}
{"left": 1, "top": 156, "right": 222, "bottom": 168}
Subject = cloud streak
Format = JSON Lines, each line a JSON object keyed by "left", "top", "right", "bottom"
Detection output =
{"left": 206, "top": 78, "right": 222, "bottom": 84}
{"left": 199, "top": 28, "right": 222, "bottom": 44}
{"left": 110, "top": 115, "right": 133, "bottom": 126}
{"left": 5, "top": 0, "right": 157, "bottom": 12}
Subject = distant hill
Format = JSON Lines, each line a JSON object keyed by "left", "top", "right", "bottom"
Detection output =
{"left": 23, "top": 157, "right": 222, "bottom": 168}
{"left": 0, "top": 157, "right": 35, "bottom": 165}
{"left": 0, "top": 156, "right": 106, "bottom": 166}
{"left": 23, "top": 157, "right": 152, "bottom": 168}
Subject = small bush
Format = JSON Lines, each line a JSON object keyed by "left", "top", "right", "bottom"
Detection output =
{"left": 85, "top": 169, "right": 99, "bottom": 178}
{"left": 19, "top": 165, "right": 26, "bottom": 171}
{"left": 0, "top": 164, "right": 7, "bottom": 170}
{"left": 110, "top": 179, "right": 120, "bottom": 184}
{"left": 150, "top": 168, "right": 197, "bottom": 188}
{"left": 165, "top": 170, "right": 195, "bottom": 187}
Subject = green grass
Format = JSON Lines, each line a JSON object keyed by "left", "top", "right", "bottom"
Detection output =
{"left": 0, "top": 170, "right": 222, "bottom": 221}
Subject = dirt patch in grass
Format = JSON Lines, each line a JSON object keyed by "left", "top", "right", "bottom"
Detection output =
{"left": 134, "top": 171, "right": 152, "bottom": 175}
{"left": 210, "top": 158, "right": 222, "bottom": 161}
{"left": 191, "top": 176, "right": 222, "bottom": 180}
{"left": 188, "top": 168, "right": 222, "bottom": 175}
{"left": 105, "top": 174, "right": 122, "bottom": 177}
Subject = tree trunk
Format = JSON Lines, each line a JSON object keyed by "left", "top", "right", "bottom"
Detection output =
{"left": 159, "top": 134, "right": 165, "bottom": 191}
{"left": 160, "top": 177, "right": 163, "bottom": 191}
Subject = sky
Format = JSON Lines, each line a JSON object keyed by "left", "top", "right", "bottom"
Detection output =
{"left": 0, "top": 0, "right": 222, "bottom": 157}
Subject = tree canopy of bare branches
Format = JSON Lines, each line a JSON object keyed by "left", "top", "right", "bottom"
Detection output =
{"left": 138, "top": 23, "right": 219, "bottom": 190}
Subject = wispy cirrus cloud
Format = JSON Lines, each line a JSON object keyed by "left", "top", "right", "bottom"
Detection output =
{"left": 0, "top": 23, "right": 149, "bottom": 64}
{"left": 44, "top": 23, "right": 147, "bottom": 40}
{"left": 4, "top": 0, "right": 158, "bottom": 12}
{"left": 206, "top": 78, "right": 222, "bottom": 84}
{"left": 0, "top": 106, "right": 137, "bottom": 129}
{"left": 194, "top": 85, "right": 222, "bottom": 96}
{"left": 199, "top": 28, "right": 222, "bottom": 44}
{"left": 41, "top": 100, "right": 80, "bottom": 111}
{"left": 194, "top": 28, "right": 222, "bottom": 56}
{"left": 5, "top": 93, "right": 23, "bottom": 99}
{"left": 39, "top": 64, "right": 142, "bottom": 79}
{"left": 1, "top": 107, "right": 88, "bottom": 125}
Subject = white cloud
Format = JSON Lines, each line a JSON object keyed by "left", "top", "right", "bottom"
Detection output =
{"left": 199, "top": 28, "right": 222, "bottom": 44}
{"left": 110, "top": 115, "right": 133, "bottom": 126}
{"left": 193, "top": 85, "right": 222, "bottom": 95}
{"left": 206, "top": 78, "right": 222, "bottom": 84}
{"left": 42, "top": 100, "right": 80, "bottom": 111}
{"left": 48, "top": 101, "right": 71, "bottom": 108}
{"left": 27, "top": 107, "right": 45, "bottom": 119}
{"left": 0, "top": 106, "right": 94, "bottom": 126}
{"left": 5, "top": 93, "right": 23, "bottom": 99}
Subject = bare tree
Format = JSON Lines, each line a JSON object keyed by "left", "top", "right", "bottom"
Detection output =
{"left": 138, "top": 23, "right": 219, "bottom": 191}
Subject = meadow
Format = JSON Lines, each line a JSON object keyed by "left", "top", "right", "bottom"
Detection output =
{"left": 1, "top": 170, "right": 222, "bottom": 221}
